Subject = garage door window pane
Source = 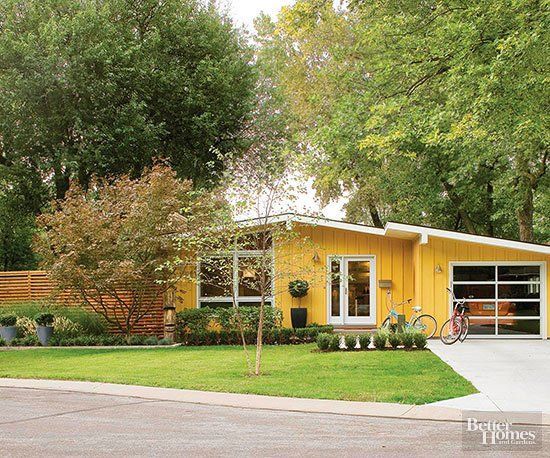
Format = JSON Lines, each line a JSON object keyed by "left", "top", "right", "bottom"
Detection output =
{"left": 453, "top": 266, "right": 495, "bottom": 282}
{"left": 454, "top": 284, "right": 495, "bottom": 299}
{"left": 498, "top": 319, "right": 540, "bottom": 335}
{"left": 498, "top": 266, "right": 540, "bottom": 282}
{"left": 498, "top": 284, "right": 540, "bottom": 299}
{"left": 465, "top": 302, "right": 495, "bottom": 317}
{"left": 498, "top": 301, "right": 540, "bottom": 317}
{"left": 468, "top": 319, "right": 495, "bottom": 335}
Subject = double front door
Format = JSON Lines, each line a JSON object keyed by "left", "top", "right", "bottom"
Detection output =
{"left": 328, "top": 256, "right": 376, "bottom": 325}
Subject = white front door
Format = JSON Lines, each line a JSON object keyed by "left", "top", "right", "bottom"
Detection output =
{"left": 328, "top": 256, "right": 376, "bottom": 325}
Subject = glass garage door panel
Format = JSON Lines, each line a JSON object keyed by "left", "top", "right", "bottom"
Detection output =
{"left": 452, "top": 264, "right": 542, "bottom": 337}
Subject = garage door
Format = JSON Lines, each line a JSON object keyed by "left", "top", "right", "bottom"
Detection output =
{"left": 450, "top": 263, "right": 545, "bottom": 338}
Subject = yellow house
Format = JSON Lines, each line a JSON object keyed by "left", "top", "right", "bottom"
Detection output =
{"left": 175, "top": 214, "right": 550, "bottom": 339}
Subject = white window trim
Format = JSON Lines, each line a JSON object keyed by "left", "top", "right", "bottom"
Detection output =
{"left": 196, "top": 249, "right": 275, "bottom": 308}
{"left": 449, "top": 261, "right": 547, "bottom": 339}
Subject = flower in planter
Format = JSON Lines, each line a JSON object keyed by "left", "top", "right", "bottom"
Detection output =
{"left": 288, "top": 280, "right": 309, "bottom": 298}
{"left": 34, "top": 312, "right": 55, "bottom": 327}
{"left": 0, "top": 313, "right": 17, "bottom": 327}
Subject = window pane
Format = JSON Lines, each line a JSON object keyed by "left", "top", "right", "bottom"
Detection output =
{"left": 454, "top": 284, "right": 495, "bottom": 299}
{"left": 330, "top": 259, "right": 341, "bottom": 317}
{"left": 464, "top": 302, "right": 496, "bottom": 317}
{"left": 498, "top": 301, "right": 540, "bottom": 317}
{"left": 236, "top": 301, "right": 271, "bottom": 307}
{"left": 453, "top": 266, "right": 495, "bottom": 282}
{"left": 199, "top": 301, "right": 232, "bottom": 309}
{"left": 200, "top": 257, "right": 232, "bottom": 297}
{"left": 498, "top": 284, "right": 540, "bottom": 299}
{"left": 238, "top": 257, "right": 272, "bottom": 297}
{"left": 498, "top": 265, "right": 540, "bottom": 282}
{"left": 468, "top": 319, "right": 495, "bottom": 335}
{"left": 498, "top": 319, "right": 540, "bottom": 335}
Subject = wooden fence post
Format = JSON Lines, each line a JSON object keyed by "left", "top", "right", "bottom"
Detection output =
{"left": 163, "top": 287, "right": 176, "bottom": 340}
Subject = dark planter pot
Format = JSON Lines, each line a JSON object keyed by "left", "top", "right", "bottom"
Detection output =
{"left": 36, "top": 326, "right": 53, "bottom": 346}
{"left": 0, "top": 326, "right": 17, "bottom": 343}
{"left": 291, "top": 308, "right": 307, "bottom": 329}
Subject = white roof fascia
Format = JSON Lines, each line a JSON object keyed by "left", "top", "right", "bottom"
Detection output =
{"left": 385, "top": 222, "right": 550, "bottom": 255}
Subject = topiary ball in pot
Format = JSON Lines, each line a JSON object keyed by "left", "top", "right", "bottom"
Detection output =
{"left": 288, "top": 280, "right": 309, "bottom": 298}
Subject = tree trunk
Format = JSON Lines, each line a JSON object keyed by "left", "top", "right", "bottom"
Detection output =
{"left": 441, "top": 180, "right": 477, "bottom": 234}
{"left": 517, "top": 184, "right": 534, "bottom": 242}
{"left": 368, "top": 202, "right": 384, "bottom": 228}
{"left": 254, "top": 296, "right": 265, "bottom": 376}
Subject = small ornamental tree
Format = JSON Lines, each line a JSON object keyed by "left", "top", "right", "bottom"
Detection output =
{"left": 35, "top": 164, "right": 224, "bottom": 340}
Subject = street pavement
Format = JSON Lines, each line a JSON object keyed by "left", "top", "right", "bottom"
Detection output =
{"left": 1, "top": 387, "right": 546, "bottom": 457}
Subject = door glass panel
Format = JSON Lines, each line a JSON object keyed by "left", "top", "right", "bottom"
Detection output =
{"left": 464, "top": 302, "right": 496, "bottom": 317}
{"left": 330, "top": 259, "right": 341, "bottom": 317}
{"left": 468, "top": 319, "right": 495, "bottom": 335}
{"left": 498, "top": 319, "right": 540, "bottom": 335}
{"left": 453, "top": 266, "right": 495, "bottom": 282}
{"left": 347, "top": 260, "right": 371, "bottom": 317}
{"left": 498, "top": 266, "right": 540, "bottom": 282}
{"left": 498, "top": 301, "right": 540, "bottom": 317}
{"left": 454, "top": 284, "right": 495, "bottom": 300}
{"left": 498, "top": 283, "right": 540, "bottom": 299}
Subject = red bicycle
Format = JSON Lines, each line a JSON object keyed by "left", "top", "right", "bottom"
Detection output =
{"left": 440, "top": 287, "right": 469, "bottom": 345}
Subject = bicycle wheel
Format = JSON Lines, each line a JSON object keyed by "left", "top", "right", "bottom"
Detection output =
{"left": 440, "top": 317, "right": 462, "bottom": 345}
{"left": 459, "top": 316, "right": 469, "bottom": 342}
{"left": 381, "top": 317, "right": 391, "bottom": 331}
{"left": 411, "top": 314, "right": 438, "bottom": 339}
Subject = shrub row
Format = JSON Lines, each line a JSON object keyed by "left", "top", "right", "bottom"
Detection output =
{"left": 0, "top": 334, "right": 173, "bottom": 347}
{"left": 179, "top": 325, "right": 334, "bottom": 346}
{"left": 316, "top": 330, "right": 428, "bottom": 352}
{"left": 175, "top": 306, "right": 283, "bottom": 337}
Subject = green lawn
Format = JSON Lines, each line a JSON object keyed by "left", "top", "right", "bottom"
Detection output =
{"left": 0, "top": 345, "right": 476, "bottom": 404}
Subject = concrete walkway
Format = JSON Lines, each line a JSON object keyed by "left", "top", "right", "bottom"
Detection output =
{"left": 429, "top": 340, "right": 550, "bottom": 414}
{"left": 1, "top": 377, "right": 548, "bottom": 426}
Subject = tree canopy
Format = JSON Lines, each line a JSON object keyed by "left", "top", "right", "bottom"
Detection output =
{"left": 256, "top": 0, "right": 549, "bottom": 242}
{"left": 0, "top": 0, "right": 256, "bottom": 269}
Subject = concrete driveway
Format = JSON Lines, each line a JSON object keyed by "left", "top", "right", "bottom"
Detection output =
{"left": 429, "top": 340, "right": 550, "bottom": 413}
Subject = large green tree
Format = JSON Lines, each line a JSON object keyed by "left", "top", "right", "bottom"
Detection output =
{"left": 0, "top": 0, "right": 256, "bottom": 268}
{"left": 257, "top": 0, "right": 548, "bottom": 242}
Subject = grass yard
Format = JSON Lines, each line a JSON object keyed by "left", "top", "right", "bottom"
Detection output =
{"left": 0, "top": 345, "right": 476, "bottom": 404}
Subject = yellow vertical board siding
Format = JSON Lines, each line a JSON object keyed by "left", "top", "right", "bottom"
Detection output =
{"left": 273, "top": 225, "right": 414, "bottom": 328}
{"left": 415, "top": 236, "right": 549, "bottom": 336}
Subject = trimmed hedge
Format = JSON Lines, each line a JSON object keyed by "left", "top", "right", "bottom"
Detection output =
{"left": 317, "top": 331, "right": 429, "bottom": 352}
{"left": 178, "top": 325, "right": 334, "bottom": 346}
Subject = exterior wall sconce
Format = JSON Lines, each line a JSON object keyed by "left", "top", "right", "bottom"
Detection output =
{"left": 435, "top": 264, "right": 443, "bottom": 274}
{"left": 312, "top": 251, "right": 320, "bottom": 263}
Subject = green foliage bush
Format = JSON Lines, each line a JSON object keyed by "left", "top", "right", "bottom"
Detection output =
{"left": 401, "top": 331, "right": 415, "bottom": 349}
{"left": 358, "top": 334, "right": 371, "bottom": 350}
{"left": 316, "top": 332, "right": 331, "bottom": 351}
{"left": 0, "top": 337, "right": 6, "bottom": 346}
{"left": 344, "top": 334, "right": 357, "bottom": 350}
{"left": 0, "top": 313, "right": 17, "bottom": 327}
{"left": 34, "top": 312, "right": 54, "bottom": 326}
{"left": 158, "top": 337, "right": 173, "bottom": 345}
{"left": 10, "top": 335, "right": 40, "bottom": 346}
{"left": 388, "top": 333, "right": 401, "bottom": 349}
{"left": 144, "top": 336, "right": 159, "bottom": 346}
{"left": 372, "top": 331, "right": 388, "bottom": 350}
{"left": 413, "top": 332, "right": 428, "bottom": 350}
{"left": 215, "top": 306, "right": 283, "bottom": 332}
{"left": 328, "top": 334, "right": 341, "bottom": 351}
{"left": 52, "top": 316, "right": 81, "bottom": 339}
{"left": 288, "top": 280, "right": 309, "bottom": 298}
{"left": 175, "top": 307, "right": 215, "bottom": 335}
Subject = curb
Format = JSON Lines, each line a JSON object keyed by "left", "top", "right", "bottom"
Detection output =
{"left": 1, "top": 378, "right": 548, "bottom": 426}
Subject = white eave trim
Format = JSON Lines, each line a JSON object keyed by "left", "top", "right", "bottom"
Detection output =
{"left": 237, "top": 214, "right": 550, "bottom": 255}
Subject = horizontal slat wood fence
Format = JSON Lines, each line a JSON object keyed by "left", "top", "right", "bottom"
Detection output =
{"left": 0, "top": 271, "right": 164, "bottom": 335}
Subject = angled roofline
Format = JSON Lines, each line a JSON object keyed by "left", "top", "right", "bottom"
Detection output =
{"left": 237, "top": 213, "right": 550, "bottom": 255}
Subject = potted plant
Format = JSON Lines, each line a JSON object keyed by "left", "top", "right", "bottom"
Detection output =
{"left": 34, "top": 312, "right": 55, "bottom": 346}
{"left": 289, "top": 279, "right": 309, "bottom": 328}
{"left": 0, "top": 313, "right": 17, "bottom": 343}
